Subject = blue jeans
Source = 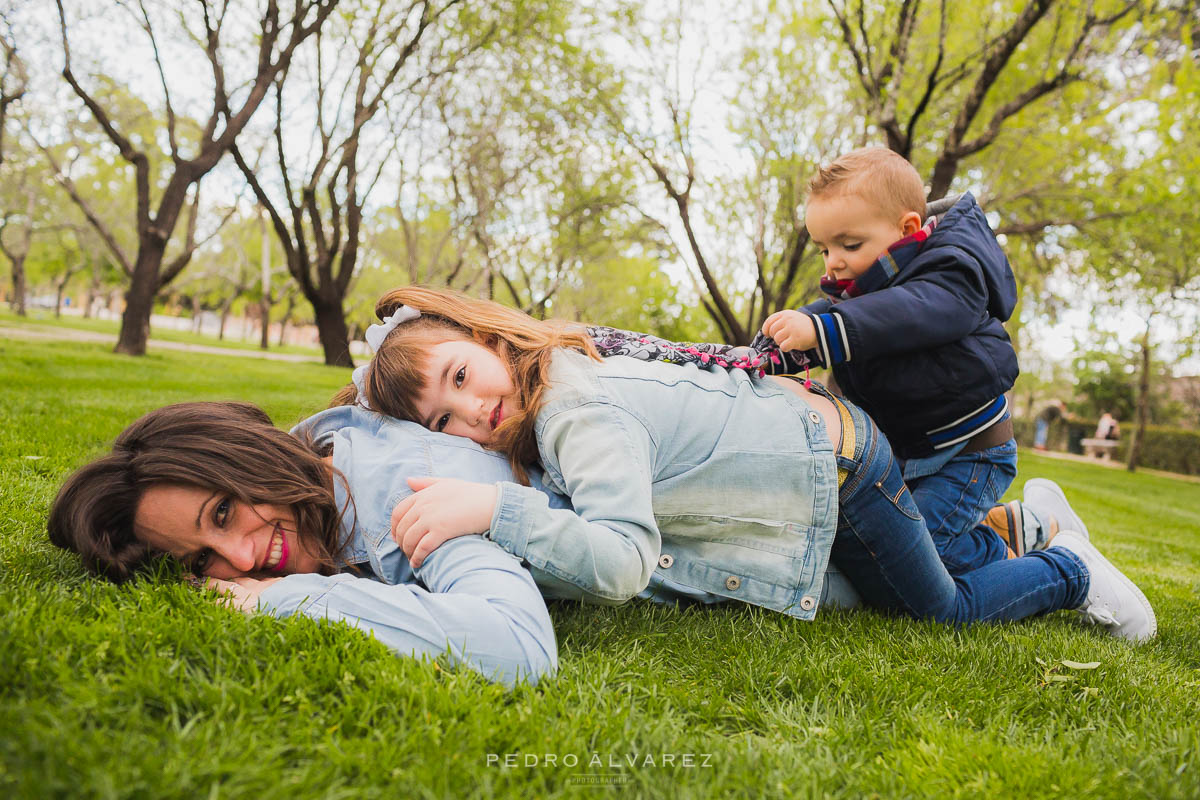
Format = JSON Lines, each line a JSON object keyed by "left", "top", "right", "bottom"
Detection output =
{"left": 1034, "top": 417, "right": 1050, "bottom": 448}
{"left": 828, "top": 395, "right": 1088, "bottom": 624}
{"left": 907, "top": 440, "right": 1016, "bottom": 573}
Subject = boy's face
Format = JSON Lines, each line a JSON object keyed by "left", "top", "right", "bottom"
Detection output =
{"left": 805, "top": 193, "right": 919, "bottom": 282}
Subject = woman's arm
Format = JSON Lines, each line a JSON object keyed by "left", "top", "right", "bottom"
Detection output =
{"left": 253, "top": 535, "right": 557, "bottom": 687}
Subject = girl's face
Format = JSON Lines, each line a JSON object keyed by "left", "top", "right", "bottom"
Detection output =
{"left": 134, "top": 485, "right": 322, "bottom": 579}
{"left": 415, "top": 339, "right": 518, "bottom": 446}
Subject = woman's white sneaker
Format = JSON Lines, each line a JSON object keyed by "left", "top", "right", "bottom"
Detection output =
{"left": 1053, "top": 531, "right": 1156, "bottom": 642}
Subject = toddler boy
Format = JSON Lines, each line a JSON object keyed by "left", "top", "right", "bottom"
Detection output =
{"left": 760, "top": 147, "right": 1037, "bottom": 569}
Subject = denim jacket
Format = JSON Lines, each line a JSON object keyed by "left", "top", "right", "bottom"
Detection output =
{"left": 487, "top": 351, "right": 842, "bottom": 620}
{"left": 256, "top": 405, "right": 558, "bottom": 687}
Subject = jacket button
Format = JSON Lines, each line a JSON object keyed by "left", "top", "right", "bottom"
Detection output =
{"left": 658, "top": 554, "right": 674, "bottom": 568}
{"left": 809, "top": 411, "right": 821, "bottom": 424}
{"left": 799, "top": 595, "right": 816, "bottom": 611}
{"left": 725, "top": 576, "right": 741, "bottom": 591}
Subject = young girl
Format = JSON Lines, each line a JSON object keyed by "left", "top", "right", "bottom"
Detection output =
{"left": 349, "top": 285, "right": 1155, "bottom": 641}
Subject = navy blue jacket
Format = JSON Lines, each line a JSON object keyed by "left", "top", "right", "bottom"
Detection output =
{"left": 794, "top": 193, "right": 1018, "bottom": 459}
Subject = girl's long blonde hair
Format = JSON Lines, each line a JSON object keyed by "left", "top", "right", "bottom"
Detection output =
{"left": 342, "top": 285, "right": 599, "bottom": 485}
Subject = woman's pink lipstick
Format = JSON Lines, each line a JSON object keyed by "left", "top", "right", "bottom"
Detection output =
{"left": 267, "top": 523, "right": 290, "bottom": 573}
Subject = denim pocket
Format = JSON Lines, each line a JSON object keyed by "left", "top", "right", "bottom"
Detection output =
{"left": 872, "top": 457, "right": 923, "bottom": 521}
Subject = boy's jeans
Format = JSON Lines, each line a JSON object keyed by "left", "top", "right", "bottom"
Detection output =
{"left": 828, "top": 396, "right": 1087, "bottom": 624}
{"left": 907, "top": 440, "right": 1017, "bottom": 573}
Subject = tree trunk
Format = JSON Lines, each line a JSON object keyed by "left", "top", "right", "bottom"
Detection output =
{"left": 8, "top": 252, "right": 25, "bottom": 315}
{"left": 114, "top": 243, "right": 167, "bottom": 355}
{"left": 1126, "top": 321, "right": 1152, "bottom": 473}
{"left": 313, "top": 300, "right": 353, "bottom": 367}
{"left": 277, "top": 294, "right": 297, "bottom": 347}
{"left": 83, "top": 263, "right": 100, "bottom": 319}
{"left": 927, "top": 156, "right": 958, "bottom": 202}
{"left": 260, "top": 296, "right": 271, "bottom": 350}
{"left": 191, "top": 294, "right": 203, "bottom": 334}
{"left": 218, "top": 303, "right": 232, "bottom": 340}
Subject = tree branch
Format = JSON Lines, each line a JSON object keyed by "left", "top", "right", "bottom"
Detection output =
{"left": 826, "top": 0, "right": 880, "bottom": 105}
{"left": 902, "top": 0, "right": 948, "bottom": 156}
{"left": 138, "top": 0, "right": 180, "bottom": 160}
{"left": 56, "top": 0, "right": 152, "bottom": 236}
{"left": 1, "top": 27, "right": 28, "bottom": 168}
{"left": 159, "top": 185, "right": 243, "bottom": 288}
{"left": 994, "top": 210, "right": 1125, "bottom": 237}
{"left": 230, "top": 142, "right": 311, "bottom": 298}
{"left": 38, "top": 141, "right": 133, "bottom": 275}
{"left": 957, "top": 70, "right": 1080, "bottom": 157}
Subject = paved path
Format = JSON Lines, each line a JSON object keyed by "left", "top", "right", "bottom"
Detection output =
{"left": 1031, "top": 446, "right": 1200, "bottom": 484}
{"left": 0, "top": 322, "right": 327, "bottom": 364}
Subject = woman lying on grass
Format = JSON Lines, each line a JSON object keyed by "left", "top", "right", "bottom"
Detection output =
{"left": 47, "top": 397, "right": 870, "bottom": 684}
{"left": 346, "top": 285, "right": 1157, "bottom": 643}
{"left": 46, "top": 401, "right": 561, "bottom": 687}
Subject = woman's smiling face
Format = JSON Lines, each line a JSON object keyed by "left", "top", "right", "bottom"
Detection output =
{"left": 133, "top": 485, "right": 321, "bottom": 579}
{"left": 414, "top": 339, "right": 518, "bottom": 446}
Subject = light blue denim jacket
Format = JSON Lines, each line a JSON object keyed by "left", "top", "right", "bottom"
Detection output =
{"left": 486, "top": 351, "right": 843, "bottom": 620}
{"left": 256, "top": 405, "right": 559, "bottom": 687}
{"left": 257, "top": 397, "right": 859, "bottom": 686}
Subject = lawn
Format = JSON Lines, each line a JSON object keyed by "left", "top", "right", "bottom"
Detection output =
{"left": 2, "top": 332, "right": 1198, "bottom": 799}
{"left": 0, "top": 308, "right": 325, "bottom": 357}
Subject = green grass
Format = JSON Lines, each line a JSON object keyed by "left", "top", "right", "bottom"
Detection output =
{"left": 2, "top": 334, "right": 1199, "bottom": 799}
{"left": 0, "top": 308, "right": 325, "bottom": 357}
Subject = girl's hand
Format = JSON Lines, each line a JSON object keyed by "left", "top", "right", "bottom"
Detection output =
{"left": 391, "top": 477, "right": 498, "bottom": 568}
{"left": 199, "top": 575, "right": 283, "bottom": 613}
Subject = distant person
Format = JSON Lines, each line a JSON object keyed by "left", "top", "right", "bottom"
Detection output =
{"left": 1034, "top": 400, "right": 1068, "bottom": 450}
{"left": 1096, "top": 411, "right": 1120, "bottom": 441}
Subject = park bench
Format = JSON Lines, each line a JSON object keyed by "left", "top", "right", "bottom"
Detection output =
{"left": 1080, "top": 438, "right": 1119, "bottom": 460}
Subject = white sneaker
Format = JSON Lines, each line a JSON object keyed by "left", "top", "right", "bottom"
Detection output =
{"left": 1024, "top": 478, "right": 1089, "bottom": 542}
{"left": 1053, "top": 531, "right": 1156, "bottom": 642}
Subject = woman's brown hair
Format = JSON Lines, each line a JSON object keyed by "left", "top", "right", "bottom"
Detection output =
{"left": 47, "top": 401, "right": 348, "bottom": 583}
{"left": 349, "top": 285, "right": 599, "bottom": 485}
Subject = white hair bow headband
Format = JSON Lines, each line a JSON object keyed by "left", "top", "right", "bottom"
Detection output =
{"left": 351, "top": 305, "right": 420, "bottom": 410}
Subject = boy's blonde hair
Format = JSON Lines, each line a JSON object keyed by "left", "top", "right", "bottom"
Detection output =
{"left": 807, "top": 146, "right": 927, "bottom": 221}
{"left": 333, "top": 285, "right": 600, "bottom": 485}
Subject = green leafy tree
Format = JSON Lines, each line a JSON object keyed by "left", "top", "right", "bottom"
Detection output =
{"left": 1063, "top": 23, "right": 1200, "bottom": 469}
{"left": 1071, "top": 347, "right": 1139, "bottom": 421}
{"left": 545, "top": 0, "right": 1154, "bottom": 344}
{"left": 53, "top": 0, "right": 336, "bottom": 356}
{"left": 234, "top": 0, "right": 557, "bottom": 366}
{"left": 0, "top": 10, "right": 25, "bottom": 171}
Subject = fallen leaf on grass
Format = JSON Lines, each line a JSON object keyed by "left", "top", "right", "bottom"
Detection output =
{"left": 1061, "top": 660, "right": 1101, "bottom": 670}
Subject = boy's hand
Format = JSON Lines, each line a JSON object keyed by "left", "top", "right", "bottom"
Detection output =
{"left": 762, "top": 310, "right": 818, "bottom": 352}
{"left": 391, "top": 477, "right": 498, "bottom": 568}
